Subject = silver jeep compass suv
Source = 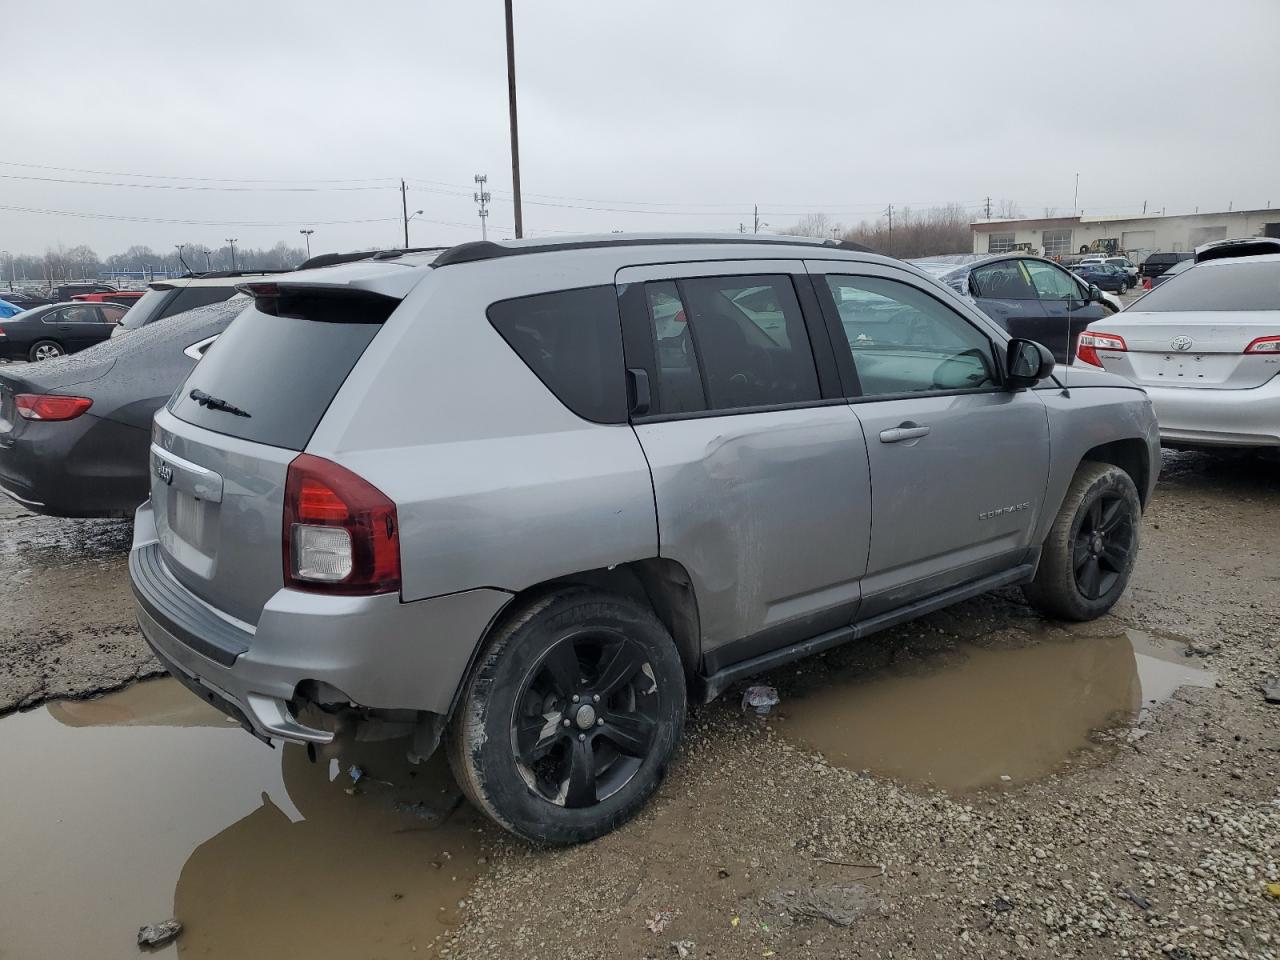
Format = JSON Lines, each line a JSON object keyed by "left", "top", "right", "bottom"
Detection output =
{"left": 130, "top": 235, "right": 1159, "bottom": 844}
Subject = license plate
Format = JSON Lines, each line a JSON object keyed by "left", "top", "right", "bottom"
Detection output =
{"left": 1154, "top": 353, "right": 1206, "bottom": 379}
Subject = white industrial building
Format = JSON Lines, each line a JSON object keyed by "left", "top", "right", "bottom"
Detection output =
{"left": 970, "top": 208, "right": 1280, "bottom": 262}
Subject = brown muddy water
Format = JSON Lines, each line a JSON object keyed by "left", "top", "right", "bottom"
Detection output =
{"left": 0, "top": 679, "right": 490, "bottom": 960}
{"left": 778, "top": 629, "right": 1216, "bottom": 792}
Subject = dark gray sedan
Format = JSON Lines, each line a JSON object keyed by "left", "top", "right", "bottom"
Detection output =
{"left": 912, "top": 253, "right": 1119, "bottom": 363}
{"left": 0, "top": 297, "right": 246, "bottom": 517}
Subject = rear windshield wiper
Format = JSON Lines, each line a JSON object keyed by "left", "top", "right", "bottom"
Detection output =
{"left": 189, "top": 388, "right": 251, "bottom": 418}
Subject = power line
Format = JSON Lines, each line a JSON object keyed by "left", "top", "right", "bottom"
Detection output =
{"left": 0, "top": 172, "right": 391, "bottom": 192}
{"left": 0, "top": 201, "right": 403, "bottom": 228}
{"left": 0, "top": 159, "right": 395, "bottom": 184}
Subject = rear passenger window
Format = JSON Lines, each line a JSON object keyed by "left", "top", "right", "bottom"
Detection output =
{"left": 487, "top": 285, "right": 627, "bottom": 424}
{"left": 642, "top": 275, "right": 820, "bottom": 414}
{"left": 972, "top": 260, "right": 1037, "bottom": 299}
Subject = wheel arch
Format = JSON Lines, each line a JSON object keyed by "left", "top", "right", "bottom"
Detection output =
{"left": 1080, "top": 438, "right": 1151, "bottom": 507}
{"left": 445, "top": 557, "right": 702, "bottom": 718}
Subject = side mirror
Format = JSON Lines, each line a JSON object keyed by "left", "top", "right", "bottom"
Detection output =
{"left": 1088, "top": 283, "right": 1105, "bottom": 302}
{"left": 1006, "top": 338, "right": 1055, "bottom": 388}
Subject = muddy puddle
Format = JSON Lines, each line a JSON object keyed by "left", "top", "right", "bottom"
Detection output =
{"left": 777, "top": 629, "right": 1215, "bottom": 793}
{"left": 0, "top": 678, "right": 491, "bottom": 959}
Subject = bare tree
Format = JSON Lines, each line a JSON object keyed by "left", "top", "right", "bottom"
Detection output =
{"left": 778, "top": 212, "right": 833, "bottom": 239}
{"left": 789, "top": 204, "right": 973, "bottom": 259}
{"left": 995, "top": 199, "right": 1024, "bottom": 219}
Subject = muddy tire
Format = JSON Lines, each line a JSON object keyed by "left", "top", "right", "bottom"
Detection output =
{"left": 445, "top": 589, "right": 686, "bottom": 845}
{"left": 1023, "top": 462, "right": 1141, "bottom": 621}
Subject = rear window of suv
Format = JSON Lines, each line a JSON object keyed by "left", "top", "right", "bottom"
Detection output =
{"left": 1133, "top": 259, "right": 1280, "bottom": 312}
{"left": 169, "top": 291, "right": 394, "bottom": 449}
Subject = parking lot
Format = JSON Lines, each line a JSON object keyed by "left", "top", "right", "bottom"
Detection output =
{"left": 1, "top": 444, "right": 1276, "bottom": 960}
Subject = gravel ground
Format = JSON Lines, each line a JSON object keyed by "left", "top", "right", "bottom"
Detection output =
{"left": 1, "top": 448, "right": 1276, "bottom": 959}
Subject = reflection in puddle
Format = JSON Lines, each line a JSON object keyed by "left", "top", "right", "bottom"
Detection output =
{"left": 0, "top": 679, "right": 489, "bottom": 960}
{"left": 778, "top": 629, "right": 1215, "bottom": 793}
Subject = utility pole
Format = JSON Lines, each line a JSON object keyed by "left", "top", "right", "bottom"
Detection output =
{"left": 738, "top": 222, "right": 746, "bottom": 234}
{"left": 203, "top": 248, "right": 212, "bottom": 271}
{"left": 886, "top": 204, "right": 894, "bottom": 256}
{"left": 401, "top": 179, "right": 410, "bottom": 248}
{"left": 225, "top": 238, "right": 237, "bottom": 271}
{"left": 984, "top": 196, "right": 992, "bottom": 219}
{"left": 1073, "top": 173, "right": 1080, "bottom": 214}
{"left": 753, "top": 205, "right": 759, "bottom": 234}
{"left": 505, "top": 0, "right": 524, "bottom": 238}
{"left": 1142, "top": 200, "right": 1147, "bottom": 214}
{"left": 473, "top": 174, "right": 490, "bottom": 241}
{"left": 299, "top": 229, "right": 314, "bottom": 258}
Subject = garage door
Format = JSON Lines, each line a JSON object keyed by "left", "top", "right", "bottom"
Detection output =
{"left": 1122, "top": 230, "right": 1155, "bottom": 251}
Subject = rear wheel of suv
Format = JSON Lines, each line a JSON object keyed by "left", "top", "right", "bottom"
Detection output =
{"left": 1023, "top": 462, "right": 1141, "bottom": 621}
{"left": 446, "top": 589, "right": 686, "bottom": 845}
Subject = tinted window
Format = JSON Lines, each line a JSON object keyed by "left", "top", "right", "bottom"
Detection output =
{"left": 825, "top": 275, "right": 997, "bottom": 397}
{"left": 972, "top": 260, "right": 1037, "bottom": 299}
{"left": 170, "top": 302, "right": 384, "bottom": 449}
{"left": 642, "top": 274, "right": 820, "bottom": 413}
{"left": 1133, "top": 259, "right": 1280, "bottom": 312}
{"left": 119, "top": 288, "right": 175, "bottom": 330}
{"left": 1025, "top": 261, "right": 1081, "bottom": 300}
{"left": 50, "top": 305, "right": 98, "bottom": 324}
{"left": 487, "top": 285, "right": 626, "bottom": 423}
{"left": 99, "top": 304, "right": 127, "bottom": 323}
{"left": 643, "top": 281, "right": 705, "bottom": 415}
{"left": 162, "top": 285, "right": 237, "bottom": 319}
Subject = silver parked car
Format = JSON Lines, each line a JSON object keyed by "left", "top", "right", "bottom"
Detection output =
{"left": 129, "top": 235, "right": 1159, "bottom": 843}
{"left": 1077, "top": 252, "right": 1280, "bottom": 449}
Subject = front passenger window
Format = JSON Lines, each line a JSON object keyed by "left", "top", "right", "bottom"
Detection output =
{"left": 1025, "top": 261, "right": 1082, "bottom": 301}
{"left": 824, "top": 275, "right": 997, "bottom": 397}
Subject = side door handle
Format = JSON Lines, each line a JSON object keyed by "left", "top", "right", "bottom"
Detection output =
{"left": 626, "top": 368, "right": 651, "bottom": 417}
{"left": 879, "top": 422, "right": 931, "bottom": 443}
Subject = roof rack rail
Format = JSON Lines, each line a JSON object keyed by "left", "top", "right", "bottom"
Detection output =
{"left": 297, "top": 247, "right": 446, "bottom": 271}
{"left": 431, "top": 235, "right": 877, "bottom": 267}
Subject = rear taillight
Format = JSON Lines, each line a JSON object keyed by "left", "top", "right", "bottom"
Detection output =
{"left": 1077, "top": 332, "right": 1127, "bottom": 368}
{"left": 15, "top": 394, "right": 93, "bottom": 421}
{"left": 282, "top": 453, "right": 400, "bottom": 595}
{"left": 1243, "top": 335, "right": 1280, "bottom": 354}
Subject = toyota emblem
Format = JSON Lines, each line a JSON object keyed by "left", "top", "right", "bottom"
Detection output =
{"left": 1171, "top": 335, "right": 1194, "bottom": 351}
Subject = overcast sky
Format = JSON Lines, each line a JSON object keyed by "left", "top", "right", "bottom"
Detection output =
{"left": 4, "top": 0, "right": 1279, "bottom": 258}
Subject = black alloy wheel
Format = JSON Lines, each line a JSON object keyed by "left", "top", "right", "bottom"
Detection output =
{"left": 1023, "top": 461, "right": 1142, "bottom": 621}
{"left": 446, "top": 589, "right": 686, "bottom": 844}
{"left": 1072, "top": 491, "right": 1135, "bottom": 600}
{"left": 511, "top": 630, "right": 661, "bottom": 808}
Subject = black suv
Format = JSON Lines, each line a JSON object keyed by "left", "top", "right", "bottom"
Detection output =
{"left": 1140, "top": 252, "right": 1194, "bottom": 278}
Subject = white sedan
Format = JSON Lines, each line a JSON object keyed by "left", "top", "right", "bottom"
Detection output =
{"left": 1074, "top": 253, "right": 1280, "bottom": 449}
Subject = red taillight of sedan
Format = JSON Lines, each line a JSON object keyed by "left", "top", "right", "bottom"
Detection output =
{"left": 1076, "top": 332, "right": 1128, "bottom": 368}
{"left": 1243, "top": 335, "right": 1280, "bottom": 354}
{"left": 15, "top": 394, "right": 94, "bottom": 421}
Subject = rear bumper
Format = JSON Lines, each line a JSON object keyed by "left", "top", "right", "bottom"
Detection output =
{"left": 0, "top": 414, "right": 149, "bottom": 517}
{"left": 1144, "top": 377, "right": 1280, "bottom": 448}
{"left": 129, "top": 500, "right": 512, "bottom": 745}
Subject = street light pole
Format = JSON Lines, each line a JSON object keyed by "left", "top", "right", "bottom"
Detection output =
{"left": 404, "top": 210, "right": 424, "bottom": 246}
{"left": 225, "top": 238, "right": 238, "bottom": 271}
{"left": 505, "top": 0, "right": 524, "bottom": 238}
{"left": 299, "top": 229, "right": 314, "bottom": 258}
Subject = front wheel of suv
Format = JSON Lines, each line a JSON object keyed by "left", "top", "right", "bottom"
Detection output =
{"left": 1023, "top": 462, "right": 1141, "bottom": 621}
{"left": 446, "top": 589, "right": 686, "bottom": 845}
